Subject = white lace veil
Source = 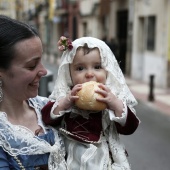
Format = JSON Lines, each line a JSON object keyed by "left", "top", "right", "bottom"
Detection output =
{"left": 49, "top": 37, "right": 137, "bottom": 111}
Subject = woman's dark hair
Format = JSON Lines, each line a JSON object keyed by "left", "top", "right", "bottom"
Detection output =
{"left": 0, "top": 15, "right": 39, "bottom": 69}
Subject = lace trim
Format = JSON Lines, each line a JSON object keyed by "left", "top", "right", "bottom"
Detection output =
{"left": 0, "top": 112, "right": 68, "bottom": 170}
{"left": 60, "top": 128, "right": 102, "bottom": 144}
{"left": 50, "top": 100, "right": 71, "bottom": 119}
{"left": 108, "top": 101, "right": 127, "bottom": 126}
{"left": 102, "top": 118, "right": 131, "bottom": 170}
{"left": 50, "top": 100, "right": 100, "bottom": 120}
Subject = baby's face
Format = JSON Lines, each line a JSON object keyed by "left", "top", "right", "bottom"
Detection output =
{"left": 70, "top": 48, "right": 107, "bottom": 86}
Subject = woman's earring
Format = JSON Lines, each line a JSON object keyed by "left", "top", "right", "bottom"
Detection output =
{"left": 0, "top": 80, "right": 3, "bottom": 102}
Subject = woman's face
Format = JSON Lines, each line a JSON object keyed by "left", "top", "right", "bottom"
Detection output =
{"left": 70, "top": 48, "right": 107, "bottom": 86}
{"left": 0, "top": 37, "right": 47, "bottom": 101}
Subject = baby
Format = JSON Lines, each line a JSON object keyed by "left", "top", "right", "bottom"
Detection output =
{"left": 42, "top": 36, "right": 140, "bottom": 170}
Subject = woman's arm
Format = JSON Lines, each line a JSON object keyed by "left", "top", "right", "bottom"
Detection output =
{"left": 0, "top": 147, "right": 10, "bottom": 170}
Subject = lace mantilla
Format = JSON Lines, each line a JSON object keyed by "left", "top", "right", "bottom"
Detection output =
{"left": 49, "top": 37, "right": 137, "bottom": 112}
{"left": 102, "top": 114, "right": 131, "bottom": 170}
{"left": 0, "top": 112, "right": 68, "bottom": 170}
{"left": 48, "top": 37, "right": 135, "bottom": 169}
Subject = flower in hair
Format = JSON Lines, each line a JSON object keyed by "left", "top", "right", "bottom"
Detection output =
{"left": 57, "top": 36, "right": 73, "bottom": 51}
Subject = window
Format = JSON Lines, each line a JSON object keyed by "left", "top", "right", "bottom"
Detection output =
{"left": 138, "top": 15, "right": 156, "bottom": 52}
{"left": 56, "top": 0, "right": 62, "bottom": 8}
{"left": 0, "top": 0, "right": 9, "bottom": 10}
{"left": 83, "top": 22, "right": 87, "bottom": 36}
{"left": 147, "top": 16, "right": 156, "bottom": 51}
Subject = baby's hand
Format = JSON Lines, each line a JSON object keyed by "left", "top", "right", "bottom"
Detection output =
{"left": 53, "top": 85, "right": 82, "bottom": 115}
{"left": 60, "top": 84, "right": 82, "bottom": 110}
{"left": 68, "top": 84, "right": 82, "bottom": 103}
{"left": 95, "top": 84, "right": 124, "bottom": 117}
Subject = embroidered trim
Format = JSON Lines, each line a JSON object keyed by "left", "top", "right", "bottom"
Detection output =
{"left": 60, "top": 128, "right": 102, "bottom": 144}
{"left": 13, "top": 156, "right": 26, "bottom": 170}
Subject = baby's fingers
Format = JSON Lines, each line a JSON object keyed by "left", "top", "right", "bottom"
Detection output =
{"left": 95, "top": 88, "right": 107, "bottom": 97}
{"left": 98, "top": 83, "right": 109, "bottom": 91}
{"left": 71, "top": 84, "right": 82, "bottom": 95}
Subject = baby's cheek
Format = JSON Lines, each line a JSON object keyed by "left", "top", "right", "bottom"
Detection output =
{"left": 100, "top": 76, "right": 107, "bottom": 84}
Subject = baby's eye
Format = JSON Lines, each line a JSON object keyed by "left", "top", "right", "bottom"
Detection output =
{"left": 76, "top": 66, "right": 84, "bottom": 71}
{"left": 94, "top": 65, "right": 102, "bottom": 69}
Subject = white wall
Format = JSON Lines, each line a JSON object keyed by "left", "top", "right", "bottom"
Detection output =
{"left": 79, "top": 0, "right": 99, "bottom": 15}
{"left": 78, "top": 0, "right": 101, "bottom": 38}
{"left": 132, "top": 52, "right": 167, "bottom": 87}
{"left": 132, "top": 0, "right": 168, "bottom": 88}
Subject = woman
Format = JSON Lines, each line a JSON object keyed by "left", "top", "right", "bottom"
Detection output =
{"left": 0, "top": 15, "right": 67, "bottom": 169}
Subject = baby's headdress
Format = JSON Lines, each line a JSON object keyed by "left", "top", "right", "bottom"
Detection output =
{"left": 57, "top": 36, "right": 73, "bottom": 51}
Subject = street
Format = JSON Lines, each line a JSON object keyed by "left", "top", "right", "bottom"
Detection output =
{"left": 121, "top": 101, "right": 170, "bottom": 170}
{"left": 43, "top": 59, "right": 170, "bottom": 170}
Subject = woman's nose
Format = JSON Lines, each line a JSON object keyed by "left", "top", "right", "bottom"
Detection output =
{"left": 38, "top": 64, "right": 47, "bottom": 77}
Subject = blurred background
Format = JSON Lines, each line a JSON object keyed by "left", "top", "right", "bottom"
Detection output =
{"left": 0, "top": 0, "right": 170, "bottom": 169}
{"left": 1, "top": 0, "right": 170, "bottom": 88}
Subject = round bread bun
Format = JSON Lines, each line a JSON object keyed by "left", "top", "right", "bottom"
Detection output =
{"left": 75, "top": 81, "right": 107, "bottom": 111}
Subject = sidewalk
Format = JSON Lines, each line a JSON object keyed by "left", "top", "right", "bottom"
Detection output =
{"left": 125, "top": 77, "right": 170, "bottom": 116}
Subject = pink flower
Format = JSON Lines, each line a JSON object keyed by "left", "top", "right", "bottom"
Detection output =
{"left": 58, "top": 45, "right": 65, "bottom": 51}
{"left": 57, "top": 40, "right": 62, "bottom": 46}
{"left": 60, "top": 36, "right": 67, "bottom": 41}
{"left": 57, "top": 36, "right": 73, "bottom": 51}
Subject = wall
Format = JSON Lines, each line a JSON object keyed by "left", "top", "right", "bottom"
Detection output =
{"left": 132, "top": 0, "right": 168, "bottom": 88}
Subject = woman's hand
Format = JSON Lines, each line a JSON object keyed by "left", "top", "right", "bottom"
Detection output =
{"left": 95, "top": 84, "right": 124, "bottom": 117}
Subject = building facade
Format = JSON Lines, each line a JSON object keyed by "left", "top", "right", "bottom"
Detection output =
{"left": 131, "top": 0, "right": 169, "bottom": 88}
{"left": 77, "top": 0, "right": 170, "bottom": 88}
{"left": 0, "top": 0, "right": 170, "bottom": 88}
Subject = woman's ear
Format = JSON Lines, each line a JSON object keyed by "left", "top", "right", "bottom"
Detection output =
{"left": 0, "top": 68, "right": 5, "bottom": 77}
{"left": 0, "top": 71, "right": 2, "bottom": 78}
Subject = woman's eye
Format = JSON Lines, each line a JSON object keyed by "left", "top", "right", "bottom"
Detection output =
{"left": 26, "top": 59, "right": 39, "bottom": 70}
{"left": 28, "top": 65, "right": 36, "bottom": 70}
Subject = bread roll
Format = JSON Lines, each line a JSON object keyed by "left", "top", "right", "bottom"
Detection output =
{"left": 75, "top": 81, "right": 107, "bottom": 111}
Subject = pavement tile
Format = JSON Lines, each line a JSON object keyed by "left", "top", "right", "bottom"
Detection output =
{"left": 156, "top": 95, "right": 170, "bottom": 106}
{"left": 125, "top": 77, "right": 170, "bottom": 116}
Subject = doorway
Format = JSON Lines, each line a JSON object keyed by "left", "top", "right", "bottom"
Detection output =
{"left": 116, "top": 10, "right": 128, "bottom": 74}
